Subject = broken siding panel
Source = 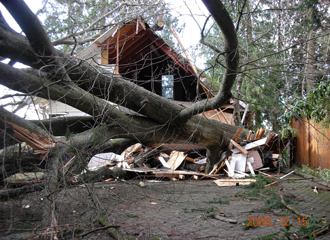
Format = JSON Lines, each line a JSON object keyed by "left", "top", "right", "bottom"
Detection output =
{"left": 77, "top": 43, "right": 101, "bottom": 64}
{"left": 48, "top": 101, "right": 88, "bottom": 117}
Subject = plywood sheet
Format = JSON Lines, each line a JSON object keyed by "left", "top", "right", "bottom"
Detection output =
{"left": 214, "top": 179, "right": 256, "bottom": 187}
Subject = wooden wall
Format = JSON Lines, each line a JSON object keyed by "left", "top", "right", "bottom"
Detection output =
{"left": 292, "top": 117, "right": 330, "bottom": 169}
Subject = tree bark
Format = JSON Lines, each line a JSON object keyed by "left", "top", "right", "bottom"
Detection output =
{"left": 233, "top": 74, "right": 242, "bottom": 126}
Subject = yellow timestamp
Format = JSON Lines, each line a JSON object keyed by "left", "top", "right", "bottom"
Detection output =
{"left": 246, "top": 217, "right": 308, "bottom": 227}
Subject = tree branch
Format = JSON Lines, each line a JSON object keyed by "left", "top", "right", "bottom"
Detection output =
{"left": 1, "top": 0, "right": 71, "bottom": 82}
{"left": 51, "top": 3, "right": 129, "bottom": 46}
{"left": 178, "top": 0, "right": 239, "bottom": 122}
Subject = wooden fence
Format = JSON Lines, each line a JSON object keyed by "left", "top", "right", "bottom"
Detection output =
{"left": 291, "top": 117, "right": 330, "bottom": 169}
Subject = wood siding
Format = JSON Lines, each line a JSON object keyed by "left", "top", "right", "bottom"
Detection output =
{"left": 292, "top": 117, "right": 330, "bottom": 169}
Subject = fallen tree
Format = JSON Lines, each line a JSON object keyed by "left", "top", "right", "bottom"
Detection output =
{"left": 0, "top": 0, "right": 241, "bottom": 172}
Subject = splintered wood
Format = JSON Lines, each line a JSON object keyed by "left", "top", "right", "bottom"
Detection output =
{"left": 0, "top": 118, "right": 54, "bottom": 157}
{"left": 166, "top": 151, "right": 187, "bottom": 170}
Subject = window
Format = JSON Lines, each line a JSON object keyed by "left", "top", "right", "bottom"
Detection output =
{"left": 162, "top": 75, "right": 174, "bottom": 99}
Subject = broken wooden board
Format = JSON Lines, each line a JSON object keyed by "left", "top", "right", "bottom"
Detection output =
{"left": 124, "top": 143, "right": 142, "bottom": 159}
{"left": 261, "top": 131, "right": 276, "bottom": 151}
{"left": 255, "top": 127, "right": 265, "bottom": 140}
{"left": 155, "top": 173, "right": 181, "bottom": 178}
{"left": 124, "top": 168, "right": 221, "bottom": 179}
{"left": 231, "top": 137, "right": 268, "bottom": 154}
{"left": 184, "top": 156, "right": 199, "bottom": 163}
{"left": 247, "top": 130, "right": 253, "bottom": 140}
{"left": 230, "top": 140, "right": 249, "bottom": 156}
{"left": 245, "top": 151, "right": 263, "bottom": 172}
{"left": 272, "top": 154, "right": 280, "bottom": 159}
{"left": 4, "top": 172, "right": 45, "bottom": 187}
{"left": 158, "top": 156, "right": 170, "bottom": 168}
{"left": 124, "top": 168, "right": 155, "bottom": 174}
{"left": 214, "top": 179, "right": 256, "bottom": 187}
{"left": 232, "top": 126, "right": 244, "bottom": 143}
{"left": 166, "top": 151, "right": 187, "bottom": 170}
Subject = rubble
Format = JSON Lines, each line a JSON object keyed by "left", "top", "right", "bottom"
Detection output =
{"left": 78, "top": 127, "right": 288, "bottom": 184}
{"left": 1, "top": 127, "right": 291, "bottom": 189}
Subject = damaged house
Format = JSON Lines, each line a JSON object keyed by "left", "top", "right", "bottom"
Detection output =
{"left": 3, "top": 17, "right": 287, "bottom": 184}
{"left": 46, "top": 18, "right": 252, "bottom": 127}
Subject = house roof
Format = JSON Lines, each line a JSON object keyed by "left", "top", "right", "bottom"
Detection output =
{"left": 78, "top": 18, "right": 196, "bottom": 77}
{"left": 77, "top": 18, "right": 249, "bottom": 112}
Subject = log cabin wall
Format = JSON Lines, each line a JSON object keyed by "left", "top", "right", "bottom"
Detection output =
{"left": 291, "top": 116, "right": 330, "bottom": 169}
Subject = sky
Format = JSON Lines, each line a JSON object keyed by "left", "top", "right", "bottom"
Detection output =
{"left": 0, "top": 0, "right": 209, "bottom": 63}
{"left": 0, "top": 0, "right": 210, "bottom": 119}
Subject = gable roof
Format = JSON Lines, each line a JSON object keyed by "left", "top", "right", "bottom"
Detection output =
{"left": 78, "top": 18, "right": 196, "bottom": 77}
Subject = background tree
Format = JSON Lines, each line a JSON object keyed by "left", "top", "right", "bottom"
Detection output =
{"left": 195, "top": 0, "right": 330, "bottom": 131}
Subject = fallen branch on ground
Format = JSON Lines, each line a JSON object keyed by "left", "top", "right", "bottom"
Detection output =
{"left": 78, "top": 225, "right": 121, "bottom": 238}
{"left": 211, "top": 214, "right": 237, "bottom": 224}
{"left": 97, "top": 217, "right": 124, "bottom": 240}
{"left": 278, "top": 187, "right": 309, "bottom": 218}
{"left": 295, "top": 223, "right": 330, "bottom": 239}
{"left": 0, "top": 183, "right": 44, "bottom": 200}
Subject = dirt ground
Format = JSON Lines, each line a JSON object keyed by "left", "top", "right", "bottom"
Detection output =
{"left": 1, "top": 172, "right": 330, "bottom": 240}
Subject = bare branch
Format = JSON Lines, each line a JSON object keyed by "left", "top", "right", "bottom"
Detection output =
{"left": 179, "top": 0, "right": 239, "bottom": 122}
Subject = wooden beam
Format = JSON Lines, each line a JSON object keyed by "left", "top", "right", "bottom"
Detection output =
{"left": 232, "top": 126, "right": 244, "bottom": 143}
{"left": 169, "top": 27, "right": 198, "bottom": 77}
{"left": 230, "top": 140, "right": 249, "bottom": 156}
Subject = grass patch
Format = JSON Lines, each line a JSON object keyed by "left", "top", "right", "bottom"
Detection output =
{"left": 207, "top": 197, "right": 230, "bottom": 204}
{"left": 256, "top": 194, "right": 297, "bottom": 212}
{"left": 74, "top": 226, "right": 84, "bottom": 233}
{"left": 183, "top": 208, "right": 204, "bottom": 213}
{"left": 200, "top": 206, "right": 219, "bottom": 221}
{"left": 301, "top": 165, "right": 330, "bottom": 182}
{"left": 150, "top": 237, "right": 166, "bottom": 240}
{"left": 242, "top": 219, "right": 259, "bottom": 230}
{"left": 273, "top": 210, "right": 291, "bottom": 216}
{"left": 243, "top": 174, "right": 275, "bottom": 189}
{"left": 252, "top": 218, "right": 328, "bottom": 239}
{"left": 252, "top": 230, "right": 282, "bottom": 239}
{"left": 125, "top": 213, "right": 139, "bottom": 219}
{"left": 235, "top": 188, "right": 268, "bottom": 200}
{"left": 293, "top": 217, "right": 328, "bottom": 239}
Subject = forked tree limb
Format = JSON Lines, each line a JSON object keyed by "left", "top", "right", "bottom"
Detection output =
{"left": 278, "top": 187, "right": 309, "bottom": 218}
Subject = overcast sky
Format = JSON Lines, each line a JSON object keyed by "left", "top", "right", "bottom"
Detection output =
{"left": 0, "top": 0, "right": 208, "bottom": 62}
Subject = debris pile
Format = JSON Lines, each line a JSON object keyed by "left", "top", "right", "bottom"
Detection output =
{"left": 82, "top": 127, "right": 289, "bottom": 182}
{"left": 1, "top": 127, "right": 291, "bottom": 194}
